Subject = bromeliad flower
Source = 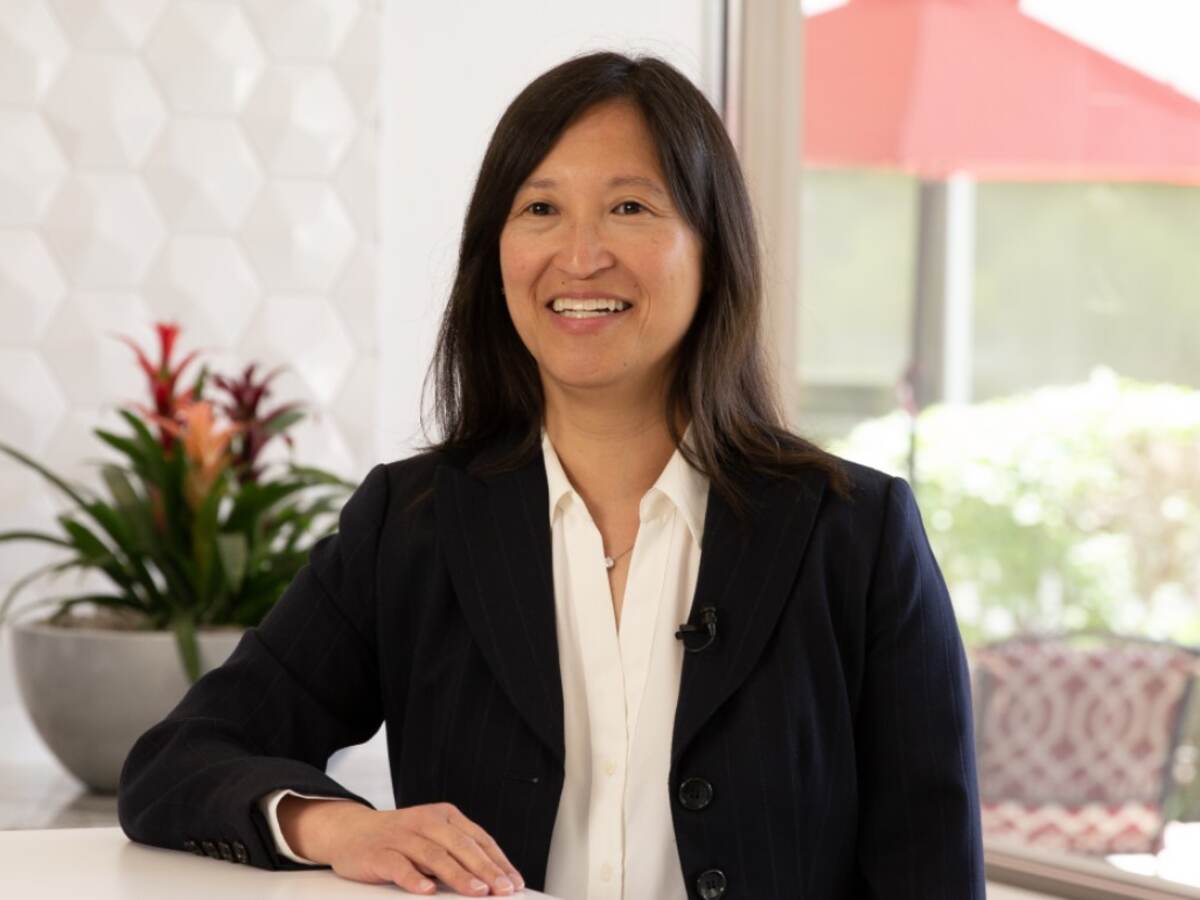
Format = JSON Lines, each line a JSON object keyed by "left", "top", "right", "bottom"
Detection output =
{"left": 117, "top": 322, "right": 205, "bottom": 449}
{"left": 211, "top": 363, "right": 303, "bottom": 485}
{"left": 152, "top": 399, "right": 243, "bottom": 509}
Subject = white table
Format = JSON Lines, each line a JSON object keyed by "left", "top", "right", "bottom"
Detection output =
{"left": 0, "top": 827, "right": 564, "bottom": 898}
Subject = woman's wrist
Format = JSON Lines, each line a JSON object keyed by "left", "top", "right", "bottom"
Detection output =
{"left": 276, "top": 795, "right": 373, "bottom": 864}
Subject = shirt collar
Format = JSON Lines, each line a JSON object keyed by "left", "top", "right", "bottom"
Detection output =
{"left": 541, "top": 422, "right": 709, "bottom": 546}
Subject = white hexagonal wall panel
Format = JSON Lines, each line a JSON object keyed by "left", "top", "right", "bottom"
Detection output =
{"left": 238, "top": 294, "right": 355, "bottom": 406}
{"left": 242, "top": 66, "right": 356, "bottom": 176}
{"left": 38, "top": 292, "right": 155, "bottom": 406}
{"left": 0, "top": 231, "right": 67, "bottom": 343}
{"left": 47, "top": 0, "right": 166, "bottom": 51}
{"left": 147, "top": 236, "right": 260, "bottom": 348}
{"left": 335, "top": 5, "right": 379, "bottom": 115}
{"left": 43, "top": 174, "right": 167, "bottom": 289}
{"left": 1, "top": 0, "right": 381, "bottom": 593}
{"left": 143, "top": 0, "right": 265, "bottom": 114}
{"left": 332, "top": 245, "right": 378, "bottom": 353}
{"left": 245, "top": 0, "right": 358, "bottom": 61}
{"left": 44, "top": 55, "right": 167, "bottom": 168}
{"left": 335, "top": 128, "right": 377, "bottom": 239}
{"left": 0, "top": 110, "right": 67, "bottom": 226}
{"left": 239, "top": 181, "right": 355, "bottom": 292}
{"left": 332, "top": 353, "right": 377, "bottom": 471}
{"left": 0, "top": 0, "right": 69, "bottom": 105}
{"left": 0, "top": 349, "right": 67, "bottom": 455}
{"left": 143, "top": 119, "right": 263, "bottom": 230}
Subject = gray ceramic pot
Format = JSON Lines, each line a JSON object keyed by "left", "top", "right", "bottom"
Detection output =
{"left": 10, "top": 617, "right": 245, "bottom": 793}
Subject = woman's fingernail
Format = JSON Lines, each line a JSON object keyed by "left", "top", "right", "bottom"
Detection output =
{"left": 419, "top": 878, "right": 435, "bottom": 892}
{"left": 470, "top": 878, "right": 488, "bottom": 893}
{"left": 510, "top": 872, "right": 525, "bottom": 889}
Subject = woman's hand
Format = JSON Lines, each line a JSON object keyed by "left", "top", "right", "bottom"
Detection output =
{"left": 278, "top": 796, "right": 526, "bottom": 895}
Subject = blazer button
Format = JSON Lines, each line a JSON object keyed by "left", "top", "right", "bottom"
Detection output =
{"left": 182, "top": 839, "right": 201, "bottom": 855}
{"left": 233, "top": 841, "right": 249, "bottom": 864}
{"left": 201, "top": 840, "right": 221, "bottom": 859}
{"left": 217, "top": 841, "right": 234, "bottom": 862}
{"left": 678, "top": 776, "right": 714, "bottom": 811}
{"left": 695, "top": 868, "right": 727, "bottom": 899}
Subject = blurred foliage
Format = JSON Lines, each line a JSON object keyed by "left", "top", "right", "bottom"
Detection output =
{"left": 830, "top": 368, "right": 1200, "bottom": 647}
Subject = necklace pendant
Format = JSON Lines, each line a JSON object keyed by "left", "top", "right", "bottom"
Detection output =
{"left": 604, "top": 556, "right": 615, "bottom": 570}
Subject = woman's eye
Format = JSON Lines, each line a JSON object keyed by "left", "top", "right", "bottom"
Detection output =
{"left": 526, "top": 201, "right": 553, "bottom": 216}
{"left": 615, "top": 201, "right": 645, "bottom": 215}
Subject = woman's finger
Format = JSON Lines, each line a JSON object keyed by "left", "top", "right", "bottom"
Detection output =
{"left": 376, "top": 846, "right": 439, "bottom": 895}
{"left": 446, "top": 807, "right": 525, "bottom": 888}
{"left": 399, "top": 829, "right": 503, "bottom": 896}
{"left": 416, "top": 816, "right": 517, "bottom": 895}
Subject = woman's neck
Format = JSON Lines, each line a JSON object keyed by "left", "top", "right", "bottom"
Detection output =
{"left": 542, "top": 388, "right": 684, "bottom": 514}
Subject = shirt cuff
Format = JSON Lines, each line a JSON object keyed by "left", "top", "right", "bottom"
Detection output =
{"left": 258, "top": 788, "right": 348, "bottom": 866}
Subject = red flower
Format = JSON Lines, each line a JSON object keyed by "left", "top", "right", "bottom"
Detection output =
{"left": 211, "top": 363, "right": 301, "bottom": 484}
{"left": 117, "top": 322, "right": 204, "bottom": 449}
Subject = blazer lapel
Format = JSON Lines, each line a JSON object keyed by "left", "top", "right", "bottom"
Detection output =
{"left": 434, "top": 435, "right": 566, "bottom": 768}
{"left": 670, "top": 466, "right": 828, "bottom": 768}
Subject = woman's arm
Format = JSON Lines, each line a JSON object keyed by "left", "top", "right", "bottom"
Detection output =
{"left": 854, "top": 476, "right": 986, "bottom": 898}
{"left": 117, "top": 464, "right": 392, "bottom": 871}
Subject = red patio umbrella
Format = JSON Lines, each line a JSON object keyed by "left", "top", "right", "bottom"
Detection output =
{"left": 803, "top": 0, "right": 1200, "bottom": 483}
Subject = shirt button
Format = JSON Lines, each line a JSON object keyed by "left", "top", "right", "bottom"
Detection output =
{"left": 605, "top": 760, "right": 617, "bottom": 776}
{"left": 600, "top": 863, "right": 613, "bottom": 882}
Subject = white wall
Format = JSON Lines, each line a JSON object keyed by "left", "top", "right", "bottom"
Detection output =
{"left": 0, "top": 0, "right": 382, "bottom": 766}
{"left": 378, "top": 0, "right": 723, "bottom": 458}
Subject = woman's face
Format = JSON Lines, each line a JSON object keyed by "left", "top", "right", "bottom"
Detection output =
{"left": 499, "top": 98, "right": 704, "bottom": 406}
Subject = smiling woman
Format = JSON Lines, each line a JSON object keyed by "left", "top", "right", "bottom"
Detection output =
{"left": 117, "top": 49, "right": 984, "bottom": 900}
{"left": 425, "top": 52, "right": 851, "bottom": 521}
{"left": 499, "top": 98, "right": 704, "bottom": 423}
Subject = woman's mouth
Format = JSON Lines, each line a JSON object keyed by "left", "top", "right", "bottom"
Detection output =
{"left": 547, "top": 297, "right": 633, "bottom": 318}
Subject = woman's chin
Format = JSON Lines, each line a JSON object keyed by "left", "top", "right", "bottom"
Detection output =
{"left": 543, "top": 366, "right": 644, "bottom": 397}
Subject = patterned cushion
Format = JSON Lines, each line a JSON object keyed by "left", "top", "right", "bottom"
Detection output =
{"left": 971, "top": 637, "right": 1199, "bottom": 855}
{"left": 982, "top": 800, "right": 1164, "bottom": 855}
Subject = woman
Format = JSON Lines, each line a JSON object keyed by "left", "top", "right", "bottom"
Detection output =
{"left": 118, "top": 51, "right": 984, "bottom": 899}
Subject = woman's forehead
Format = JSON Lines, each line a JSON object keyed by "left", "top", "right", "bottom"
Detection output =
{"left": 515, "top": 172, "right": 669, "bottom": 199}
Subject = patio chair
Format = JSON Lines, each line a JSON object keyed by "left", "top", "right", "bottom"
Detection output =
{"left": 970, "top": 630, "right": 1200, "bottom": 855}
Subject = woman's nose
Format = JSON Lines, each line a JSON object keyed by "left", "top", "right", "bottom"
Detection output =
{"left": 554, "top": 217, "right": 616, "bottom": 278}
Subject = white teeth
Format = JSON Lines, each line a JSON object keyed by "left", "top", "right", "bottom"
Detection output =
{"left": 551, "top": 297, "right": 631, "bottom": 313}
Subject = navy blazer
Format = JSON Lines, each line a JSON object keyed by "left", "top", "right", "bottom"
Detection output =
{"left": 118, "top": 430, "right": 985, "bottom": 899}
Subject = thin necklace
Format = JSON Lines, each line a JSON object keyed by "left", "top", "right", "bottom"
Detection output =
{"left": 603, "top": 543, "right": 634, "bottom": 570}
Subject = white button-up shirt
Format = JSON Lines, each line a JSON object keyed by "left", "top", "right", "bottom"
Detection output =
{"left": 260, "top": 425, "right": 708, "bottom": 900}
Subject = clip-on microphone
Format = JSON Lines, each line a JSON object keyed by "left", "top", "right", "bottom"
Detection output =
{"left": 675, "top": 605, "right": 718, "bottom": 653}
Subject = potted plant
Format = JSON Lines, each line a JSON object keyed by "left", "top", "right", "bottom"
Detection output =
{"left": 0, "top": 322, "right": 354, "bottom": 792}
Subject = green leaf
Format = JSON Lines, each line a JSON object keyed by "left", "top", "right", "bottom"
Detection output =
{"left": 172, "top": 613, "right": 201, "bottom": 684}
{"left": 0, "top": 558, "right": 87, "bottom": 625}
{"left": 216, "top": 532, "right": 248, "bottom": 594}
{"left": 93, "top": 429, "right": 146, "bottom": 468}
{"left": 261, "top": 409, "right": 305, "bottom": 437}
{"left": 0, "top": 441, "right": 95, "bottom": 508}
{"left": 0, "top": 529, "right": 75, "bottom": 549}
{"left": 100, "top": 464, "right": 159, "bottom": 552}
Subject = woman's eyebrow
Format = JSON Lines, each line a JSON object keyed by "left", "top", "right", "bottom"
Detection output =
{"left": 518, "top": 175, "right": 668, "bottom": 198}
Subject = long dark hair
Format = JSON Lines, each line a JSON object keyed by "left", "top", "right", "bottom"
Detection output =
{"left": 418, "top": 50, "right": 852, "bottom": 519}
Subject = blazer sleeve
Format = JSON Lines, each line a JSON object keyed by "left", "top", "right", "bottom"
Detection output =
{"left": 117, "top": 463, "right": 392, "bottom": 871}
{"left": 854, "top": 476, "right": 986, "bottom": 899}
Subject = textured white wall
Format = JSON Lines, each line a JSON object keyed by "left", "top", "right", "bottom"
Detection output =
{"left": 0, "top": 0, "right": 381, "bottom": 765}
